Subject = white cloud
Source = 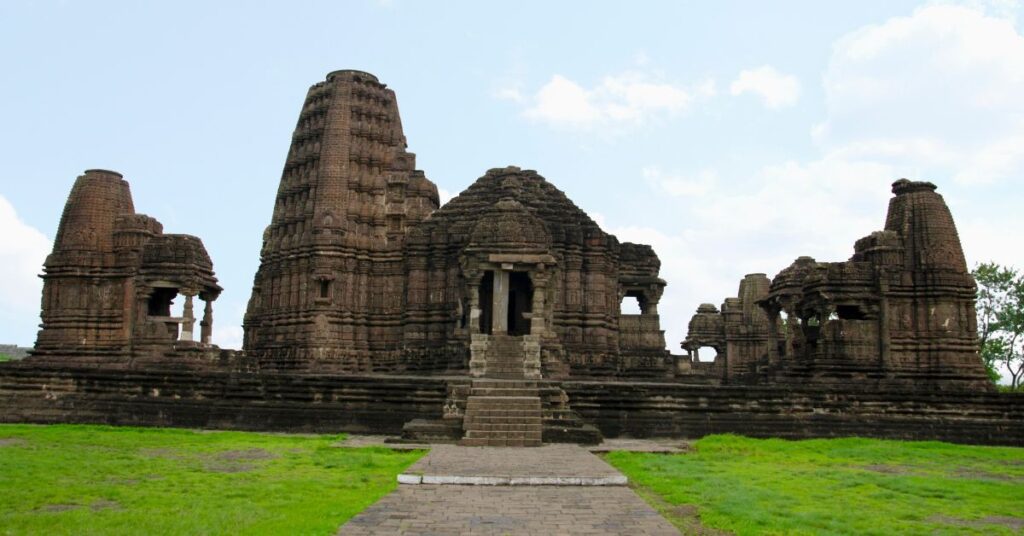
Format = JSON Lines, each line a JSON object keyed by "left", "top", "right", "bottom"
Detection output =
{"left": 617, "top": 3, "right": 1024, "bottom": 373}
{"left": 730, "top": 65, "right": 802, "bottom": 109}
{"left": 519, "top": 71, "right": 711, "bottom": 130}
{"left": 643, "top": 166, "right": 718, "bottom": 197}
{"left": 617, "top": 157, "right": 905, "bottom": 358}
{"left": 818, "top": 3, "right": 1024, "bottom": 184}
{"left": 0, "top": 195, "right": 51, "bottom": 345}
{"left": 213, "top": 325, "right": 244, "bottom": 351}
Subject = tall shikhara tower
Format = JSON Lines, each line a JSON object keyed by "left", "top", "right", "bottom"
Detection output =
{"left": 243, "top": 70, "right": 439, "bottom": 369}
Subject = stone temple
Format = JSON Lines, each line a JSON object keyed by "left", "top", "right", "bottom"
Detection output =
{"left": 242, "top": 70, "right": 666, "bottom": 379}
{"left": 34, "top": 169, "right": 221, "bottom": 362}
{"left": 1, "top": 70, "right": 1021, "bottom": 447}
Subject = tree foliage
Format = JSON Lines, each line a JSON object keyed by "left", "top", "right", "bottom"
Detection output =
{"left": 972, "top": 262, "right": 1024, "bottom": 388}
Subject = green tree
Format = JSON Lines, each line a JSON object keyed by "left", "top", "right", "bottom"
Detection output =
{"left": 972, "top": 262, "right": 1024, "bottom": 388}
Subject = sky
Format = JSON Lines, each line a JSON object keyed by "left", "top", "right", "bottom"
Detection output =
{"left": 1, "top": 1, "right": 1022, "bottom": 379}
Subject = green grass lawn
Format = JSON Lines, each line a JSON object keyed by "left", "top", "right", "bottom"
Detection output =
{"left": 606, "top": 434, "right": 1024, "bottom": 536}
{"left": 0, "top": 424, "right": 424, "bottom": 535}
{"left": 0, "top": 354, "right": 12, "bottom": 362}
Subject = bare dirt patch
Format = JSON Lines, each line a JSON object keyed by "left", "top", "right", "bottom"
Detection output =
{"left": 952, "top": 467, "right": 1024, "bottom": 483}
{"left": 90, "top": 499, "right": 122, "bottom": 512}
{"left": 929, "top": 514, "right": 1024, "bottom": 531}
{"left": 202, "top": 448, "right": 278, "bottom": 473}
{"left": 141, "top": 447, "right": 278, "bottom": 472}
{"left": 216, "top": 448, "right": 277, "bottom": 462}
{"left": 38, "top": 504, "right": 80, "bottom": 513}
{"left": 0, "top": 438, "right": 28, "bottom": 448}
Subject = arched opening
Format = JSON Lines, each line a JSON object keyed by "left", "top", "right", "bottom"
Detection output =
{"left": 620, "top": 295, "right": 641, "bottom": 315}
{"left": 148, "top": 288, "right": 177, "bottom": 317}
{"left": 836, "top": 305, "right": 867, "bottom": 320}
{"left": 694, "top": 345, "right": 719, "bottom": 363}
{"left": 147, "top": 287, "right": 180, "bottom": 340}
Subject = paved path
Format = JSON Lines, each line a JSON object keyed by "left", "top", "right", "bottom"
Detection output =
{"left": 400, "top": 444, "right": 626, "bottom": 485}
{"left": 338, "top": 443, "right": 679, "bottom": 535}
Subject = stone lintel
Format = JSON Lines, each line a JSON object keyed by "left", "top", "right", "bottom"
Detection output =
{"left": 487, "top": 253, "right": 556, "bottom": 265}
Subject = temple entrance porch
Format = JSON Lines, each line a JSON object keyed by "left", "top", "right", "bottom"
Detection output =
{"left": 465, "top": 256, "right": 554, "bottom": 380}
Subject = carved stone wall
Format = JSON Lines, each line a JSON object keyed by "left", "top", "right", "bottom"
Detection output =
{"left": 682, "top": 273, "right": 770, "bottom": 380}
{"left": 34, "top": 170, "right": 221, "bottom": 360}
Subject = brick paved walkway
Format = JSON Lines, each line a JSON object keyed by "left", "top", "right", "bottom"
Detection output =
{"left": 339, "top": 485, "right": 678, "bottom": 535}
{"left": 338, "top": 444, "right": 679, "bottom": 535}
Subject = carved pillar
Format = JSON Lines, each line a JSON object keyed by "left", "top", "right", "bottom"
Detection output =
{"left": 878, "top": 278, "right": 891, "bottom": 371}
{"left": 645, "top": 284, "right": 662, "bottom": 315}
{"left": 468, "top": 274, "right": 481, "bottom": 336}
{"left": 531, "top": 271, "right": 548, "bottom": 336}
{"left": 200, "top": 298, "right": 213, "bottom": 345}
{"left": 180, "top": 292, "right": 195, "bottom": 342}
{"left": 492, "top": 269, "right": 510, "bottom": 334}
{"left": 765, "top": 304, "right": 780, "bottom": 365}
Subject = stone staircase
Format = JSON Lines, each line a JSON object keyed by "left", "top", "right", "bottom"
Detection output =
{"left": 485, "top": 335, "right": 527, "bottom": 378}
{"left": 459, "top": 379, "right": 543, "bottom": 447}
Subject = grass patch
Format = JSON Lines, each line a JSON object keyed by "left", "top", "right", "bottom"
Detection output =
{"left": 606, "top": 434, "right": 1024, "bottom": 536}
{"left": 0, "top": 424, "right": 423, "bottom": 535}
{"left": 0, "top": 354, "right": 12, "bottom": 362}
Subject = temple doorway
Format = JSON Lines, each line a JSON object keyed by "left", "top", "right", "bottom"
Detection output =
{"left": 508, "top": 271, "right": 533, "bottom": 336}
{"left": 479, "top": 271, "right": 493, "bottom": 334}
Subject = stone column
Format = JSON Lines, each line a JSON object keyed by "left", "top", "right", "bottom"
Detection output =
{"left": 765, "top": 305, "right": 780, "bottom": 365}
{"left": 467, "top": 272, "right": 487, "bottom": 376}
{"left": 180, "top": 293, "right": 195, "bottom": 342}
{"left": 468, "top": 275, "right": 481, "bottom": 335}
{"left": 530, "top": 281, "right": 546, "bottom": 335}
{"left": 492, "top": 269, "right": 510, "bottom": 334}
{"left": 200, "top": 299, "right": 213, "bottom": 344}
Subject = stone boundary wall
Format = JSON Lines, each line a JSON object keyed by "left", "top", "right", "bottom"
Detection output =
{"left": 0, "top": 363, "right": 1021, "bottom": 446}
{"left": 0, "top": 363, "right": 448, "bottom": 434}
{"left": 563, "top": 381, "right": 1024, "bottom": 446}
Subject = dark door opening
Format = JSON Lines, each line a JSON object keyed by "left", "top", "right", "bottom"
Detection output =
{"left": 508, "top": 271, "right": 533, "bottom": 336}
{"left": 148, "top": 288, "right": 178, "bottom": 316}
{"left": 479, "top": 271, "right": 493, "bottom": 334}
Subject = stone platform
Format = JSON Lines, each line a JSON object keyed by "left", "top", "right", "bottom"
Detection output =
{"left": 2, "top": 364, "right": 1023, "bottom": 447}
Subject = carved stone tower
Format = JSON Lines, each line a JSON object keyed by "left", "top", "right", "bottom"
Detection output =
{"left": 35, "top": 169, "right": 220, "bottom": 359}
{"left": 243, "top": 70, "right": 439, "bottom": 369}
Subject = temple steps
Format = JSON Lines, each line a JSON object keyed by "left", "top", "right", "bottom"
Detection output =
{"left": 484, "top": 334, "right": 528, "bottom": 378}
{"left": 460, "top": 380, "right": 543, "bottom": 447}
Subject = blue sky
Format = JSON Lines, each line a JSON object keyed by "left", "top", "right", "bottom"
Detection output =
{"left": 2, "top": 1, "right": 1022, "bottom": 380}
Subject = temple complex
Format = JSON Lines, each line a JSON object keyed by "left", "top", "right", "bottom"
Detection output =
{"left": 2, "top": 70, "right": 1020, "bottom": 447}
